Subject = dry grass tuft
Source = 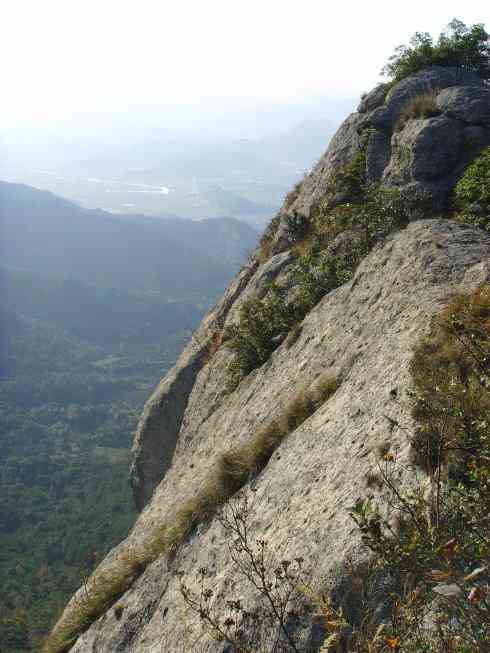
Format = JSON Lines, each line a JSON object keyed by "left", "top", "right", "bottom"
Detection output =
{"left": 395, "top": 89, "right": 440, "bottom": 132}
{"left": 43, "top": 549, "right": 146, "bottom": 653}
{"left": 257, "top": 215, "right": 281, "bottom": 263}
{"left": 365, "top": 470, "right": 383, "bottom": 489}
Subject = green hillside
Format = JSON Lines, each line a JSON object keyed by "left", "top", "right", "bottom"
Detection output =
{"left": 0, "top": 181, "right": 257, "bottom": 651}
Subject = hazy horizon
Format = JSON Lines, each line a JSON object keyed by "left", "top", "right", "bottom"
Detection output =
{"left": 2, "top": 2, "right": 488, "bottom": 138}
{"left": 1, "top": 3, "right": 488, "bottom": 223}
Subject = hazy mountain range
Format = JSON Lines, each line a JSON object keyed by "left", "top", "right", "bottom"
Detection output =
{"left": 0, "top": 178, "right": 260, "bottom": 647}
{"left": 0, "top": 181, "right": 258, "bottom": 297}
{"left": 1, "top": 96, "right": 353, "bottom": 224}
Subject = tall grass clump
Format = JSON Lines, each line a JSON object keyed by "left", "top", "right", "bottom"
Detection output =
{"left": 224, "top": 284, "right": 302, "bottom": 389}
{"left": 394, "top": 89, "right": 441, "bottom": 131}
{"left": 43, "top": 550, "right": 146, "bottom": 653}
{"left": 258, "top": 215, "right": 281, "bottom": 262}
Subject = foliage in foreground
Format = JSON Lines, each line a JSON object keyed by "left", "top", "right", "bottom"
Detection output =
{"left": 181, "top": 495, "right": 307, "bottom": 653}
{"left": 382, "top": 19, "right": 490, "bottom": 82}
{"left": 350, "top": 285, "right": 490, "bottom": 652}
{"left": 43, "top": 377, "right": 339, "bottom": 653}
{"left": 181, "top": 285, "right": 489, "bottom": 652}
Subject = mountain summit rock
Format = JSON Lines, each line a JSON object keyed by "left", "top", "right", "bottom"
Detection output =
{"left": 47, "top": 63, "right": 490, "bottom": 653}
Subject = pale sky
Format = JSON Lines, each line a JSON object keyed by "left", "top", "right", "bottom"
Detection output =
{"left": 2, "top": 0, "right": 488, "bottom": 132}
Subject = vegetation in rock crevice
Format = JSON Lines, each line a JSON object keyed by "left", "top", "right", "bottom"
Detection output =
{"left": 258, "top": 215, "right": 281, "bottom": 263}
{"left": 42, "top": 376, "right": 339, "bottom": 653}
{"left": 394, "top": 89, "right": 441, "bottom": 132}
{"left": 227, "top": 177, "right": 431, "bottom": 387}
{"left": 326, "top": 128, "right": 372, "bottom": 203}
{"left": 233, "top": 76, "right": 489, "bottom": 390}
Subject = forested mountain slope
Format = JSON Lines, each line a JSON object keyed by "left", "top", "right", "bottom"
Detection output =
{"left": 0, "top": 185, "right": 257, "bottom": 651}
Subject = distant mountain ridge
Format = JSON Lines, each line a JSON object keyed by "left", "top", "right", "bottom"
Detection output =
{"left": 0, "top": 180, "right": 261, "bottom": 648}
{"left": 0, "top": 181, "right": 258, "bottom": 297}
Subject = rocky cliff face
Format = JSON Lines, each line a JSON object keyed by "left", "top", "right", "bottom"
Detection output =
{"left": 50, "top": 67, "right": 490, "bottom": 653}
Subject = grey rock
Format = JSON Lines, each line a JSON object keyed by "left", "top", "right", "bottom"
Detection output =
{"left": 392, "top": 116, "right": 463, "bottom": 182}
{"left": 366, "top": 130, "right": 392, "bottom": 183}
{"left": 267, "top": 67, "right": 488, "bottom": 256}
{"left": 381, "top": 116, "right": 490, "bottom": 210}
{"left": 130, "top": 263, "right": 256, "bottom": 509}
{"left": 367, "top": 66, "right": 482, "bottom": 133}
{"left": 433, "top": 584, "right": 462, "bottom": 598}
{"left": 130, "top": 249, "right": 295, "bottom": 510}
{"left": 357, "top": 83, "right": 390, "bottom": 113}
{"left": 56, "top": 222, "right": 490, "bottom": 653}
{"left": 437, "top": 85, "right": 490, "bottom": 125}
{"left": 275, "top": 111, "right": 365, "bottom": 228}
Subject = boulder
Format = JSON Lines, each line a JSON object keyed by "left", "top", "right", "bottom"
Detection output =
{"left": 266, "top": 66, "right": 489, "bottom": 254}
{"left": 437, "top": 85, "right": 490, "bottom": 125}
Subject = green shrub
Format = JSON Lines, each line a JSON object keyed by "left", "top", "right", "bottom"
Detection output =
{"left": 284, "top": 211, "right": 310, "bottom": 242}
{"left": 328, "top": 129, "right": 372, "bottom": 203}
{"left": 223, "top": 256, "right": 347, "bottom": 386}
{"left": 455, "top": 146, "right": 490, "bottom": 208}
{"left": 293, "top": 185, "right": 420, "bottom": 305}
{"left": 383, "top": 19, "right": 490, "bottom": 82}
{"left": 258, "top": 215, "right": 281, "bottom": 262}
{"left": 224, "top": 285, "right": 301, "bottom": 387}
{"left": 293, "top": 248, "right": 357, "bottom": 307}
{"left": 454, "top": 146, "right": 490, "bottom": 230}
{"left": 410, "top": 285, "right": 490, "bottom": 476}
